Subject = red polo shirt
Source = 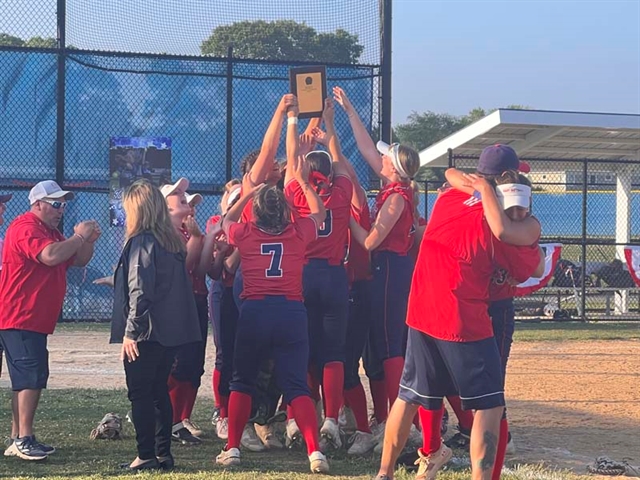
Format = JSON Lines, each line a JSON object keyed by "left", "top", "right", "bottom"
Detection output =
{"left": 0, "top": 212, "right": 74, "bottom": 335}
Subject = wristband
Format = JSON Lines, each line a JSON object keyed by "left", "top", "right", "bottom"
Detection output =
{"left": 287, "top": 116, "right": 298, "bottom": 126}
{"left": 73, "top": 233, "right": 86, "bottom": 244}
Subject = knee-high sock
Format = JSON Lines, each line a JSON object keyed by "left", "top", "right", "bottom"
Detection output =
{"left": 418, "top": 406, "right": 444, "bottom": 455}
{"left": 492, "top": 418, "right": 509, "bottom": 480}
{"left": 369, "top": 378, "right": 388, "bottom": 424}
{"left": 344, "top": 384, "right": 371, "bottom": 433}
{"left": 383, "top": 357, "right": 404, "bottom": 407}
{"left": 291, "top": 396, "right": 321, "bottom": 454}
{"left": 227, "top": 391, "right": 252, "bottom": 449}
{"left": 447, "top": 395, "right": 474, "bottom": 431}
{"left": 322, "top": 362, "right": 344, "bottom": 420}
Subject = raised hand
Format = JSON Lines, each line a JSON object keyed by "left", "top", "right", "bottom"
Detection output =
{"left": 74, "top": 221, "right": 95, "bottom": 241}
{"left": 333, "top": 86, "right": 354, "bottom": 114}
{"left": 322, "top": 97, "right": 335, "bottom": 125}
{"left": 280, "top": 94, "right": 297, "bottom": 114}
{"left": 292, "top": 155, "right": 310, "bottom": 185}
{"left": 311, "top": 127, "right": 328, "bottom": 146}
{"left": 461, "top": 172, "right": 492, "bottom": 192}
{"left": 299, "top": 133, "right": 316, "bottom": 156}
{"left": 88, "top": 221, "right": 101, "bottom": 243}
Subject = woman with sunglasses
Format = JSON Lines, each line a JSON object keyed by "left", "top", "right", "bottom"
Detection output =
{"left": 213, "top": 147, "right": 329, "bottom": 474}
{"left": 334, "top": 87, "right": 420, "bottom": 435}
{"left": 283, "top": 98, "right": 355, "bottom": 451}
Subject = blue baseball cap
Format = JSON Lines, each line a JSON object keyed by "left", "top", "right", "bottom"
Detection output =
{"left": 477, "top": 144, "right": 530, "bottom": 175}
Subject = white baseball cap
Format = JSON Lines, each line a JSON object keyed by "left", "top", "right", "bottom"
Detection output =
{"left": 160, "top": 177, "right": 189, "bottom": 198}
{"left": 29, "top": 180, "right": 74, "bottom": 205}
{"left": 496, "top": 183, "right": 531, "bottom": 211}
{"left": 186, "top": 192, "right": 203, "bottom": 206}
{"left": 376, "top": 141, "right": 410, "bottom": 179}
{"left": 226, "top": 185, "right": 241, "bottom": 208}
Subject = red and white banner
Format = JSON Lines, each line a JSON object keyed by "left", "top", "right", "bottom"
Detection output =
{"left": 624, "top": 246, "right": 640, "bottom": 287}
{"left": 514, "top": 243, "right": 562, "bottom": 297}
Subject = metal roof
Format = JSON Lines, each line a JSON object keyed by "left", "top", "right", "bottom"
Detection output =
{"left": 419, "top": 109, "right": 640, "bottom": 168}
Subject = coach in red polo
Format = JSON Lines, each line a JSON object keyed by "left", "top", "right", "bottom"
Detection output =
{"left": 0, "top": 180, "right": 100, "bottom": 461}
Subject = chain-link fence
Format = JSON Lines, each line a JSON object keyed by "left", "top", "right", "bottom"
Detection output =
{"left": 0, "top": 0, "right": 386, "bottom": 321}
{"left": 445, "top": 153, "right": 640, "bottom": 321}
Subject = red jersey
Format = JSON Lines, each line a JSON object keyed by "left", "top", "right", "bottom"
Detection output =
{"left": 180, "top": 226, "right": 208, "bottom": 296}
{"left": 227, "top": 217, "right": 317, "bottom": 300}
{"left": 285, "top": 175, "right": 352, "bottom": 265}
{"left": 207, "top": 215, "right": 235, "bottom": 288}
{"left": 372, "top": 182, "right": 415, "bottom": 255}
{"left": 0, "top": 212, "right": 74, "bottom": 335}
{"left": 407, "top": 189, "right": 496, "bottom": 342}
{"left": 490, "top": 242, "right": 541, "bottom": 301}
{"left": 347, "top": 200, "right": 372, "bottom": 283}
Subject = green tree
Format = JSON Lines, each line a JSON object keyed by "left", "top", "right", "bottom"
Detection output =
{"left": 0, "top": 34, "right": 57, "bottom": 48}
{"left": 0, "top": 33, "right": 25, "bottom": 47}
{"left": 201, "top": 20, "right": 364, "bottom": 64}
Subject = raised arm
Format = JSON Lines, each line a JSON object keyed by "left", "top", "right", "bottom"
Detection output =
{"left": 445, "top": 168, "right": 476, "bottom": 196}
{"left": 284, "top": 96, "right": 300, "bottom": 185}
{"left": 291, "top": 153, "right": 326, "bottom": 227}
{"left": 248, "top": 94, "right": 294, "bottom": 186}
{"left": 464, "top": 173, "right": 541, "bottom": 246}
{"left": 37, "top": 221, "right": 95, "bottom": 267}
{"left": 333, "top": 86, "right": 383, "bottom": 178}
{"left": 222, "top": 177, "right": 262, "bottom": 237}
{"left": 349, "top": 193, "right": 404, "bottom": 251}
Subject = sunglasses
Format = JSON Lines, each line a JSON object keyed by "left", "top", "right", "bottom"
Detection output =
{"left": 40, "top": 199, "right": 67, "bottom": 209}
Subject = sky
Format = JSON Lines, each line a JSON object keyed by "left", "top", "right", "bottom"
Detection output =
{"left": 2, "top": 0, "right": 639, "bottom": 125}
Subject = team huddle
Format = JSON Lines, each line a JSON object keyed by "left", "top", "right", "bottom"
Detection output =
{"left": 0, "top": 87, "right": 545, "bottom": 480}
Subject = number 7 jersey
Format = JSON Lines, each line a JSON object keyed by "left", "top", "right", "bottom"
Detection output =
{"left": 227, "top": 217, "right": 318, "bottom": 301}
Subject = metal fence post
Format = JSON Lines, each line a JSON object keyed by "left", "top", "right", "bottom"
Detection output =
{"left": 581, "top": 158, "right": 588, "bottom": 321}
{"left": 379, "top": 0, "right": 392, "bottom": 143}
{"left": 225, "top": 46, "right": 233, "bottom": 182}
{"left": 56, "top": 0, "right": 66, "bottom": 189}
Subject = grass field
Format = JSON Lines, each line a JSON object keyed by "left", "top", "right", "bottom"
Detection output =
{"left": 0, "top": 322, "right": 638, "bottom": 480}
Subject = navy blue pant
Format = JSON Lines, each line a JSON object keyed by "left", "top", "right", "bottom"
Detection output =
{"left": 217, "top": 286, "right": 239, "bottom": 398}
{"left": 370, "top": 251, "right": 413, "bottom": 361}
{"left": 489, "top": 298, "right": 515, "bottom": 384}
{"left": 232, "top": 264, "right": 244, "bottom": 310}
{"left": 344, "top": 279, "right": 373, "bottom": 390}
{"left": 171, "top": 294, "right": 209, "bottom": 388}
{"left": 209, "top": 280, "right": 224, "bottom": 372}
{"left": 303, "top": 259, "right": 350, "bottom": 373}
{"left": 230, "top": 297, "right": 311, "bottom": 405}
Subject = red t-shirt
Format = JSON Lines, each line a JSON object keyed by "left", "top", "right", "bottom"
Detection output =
{"left": 227, "top": 217, "right": 318, "bottom": 300}
{"left": 0, "top": 212, "right": 74, "bottom": 335}
{"left": 347, "top": 201, "right": 372, "bottom": 283}
{"left": 207, "top": 215, "right": 235, "bottom": 288}
{"left": 490, "top": 242, "right": 541, "bottom": 301}
{"left": 285, "top": 175, "right": 353, "bottom": 265}
{"left": 407, "top": 189, "right": 496, "bottom": 342}
{"left": 180, "top": 226, "right": 208, "bottom": 296}
{"left": 372, "top": 182, "right": 415, "bottom": 255}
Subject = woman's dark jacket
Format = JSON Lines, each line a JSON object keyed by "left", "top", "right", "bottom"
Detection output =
{"left": 110, "top": 231, "right": 201, "bottom": 347}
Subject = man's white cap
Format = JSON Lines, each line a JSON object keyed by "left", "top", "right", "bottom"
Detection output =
{"left": 28, "top": 180, "right": 74, "bottom": 205}
{"left": 186, "top": 192, "right": 203, "bottom": 206}
{"left": 226, "top": 185, "right": 242, "bottom": 208}
{"left": 496, "top": 183, "right": 531, "bottom": 211}
{"left": 160, "top": 177, "right": 189, "bottom": 198}
{"left": 376, "top": 141, "right": 410, "bottom": 179}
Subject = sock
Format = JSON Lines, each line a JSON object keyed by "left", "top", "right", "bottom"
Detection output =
{"left": 322, "top": 362, "right": 344, "bottom": 420}
{"left": 290, "top": 396, "right": 321, "bottom": 454}
{"left": 227, "top": 391, "right": 252, "bottom": 449}
{"left": 167, "top": 375, "right": 188, "bottom": 425}
{"left": 307, "top": 371, "right": 322, "bottom": 403}
{"left": 343, "top": 385, "right": 371, "bottom": 433}
{"left": 219, "top": 395, "right": 229, "bottom": 419}
{"left": 418, "top": 406, "right": 444, "bottom": 455}
{"left": 492, "top": 418, "right": 509, "bottom": 480}
{"left": 369, "top": 379, "right": 388, "bottom": 423}
{"left": 181, "top": 384, "right": 199, "bottom": 421}
{"left": 446, "top": 395, "right": 474, "bottom": 431}
{"left": 383, "top": 357, "right": 404, "bottom": 406}
{"left": 213, "top": 369, "right": 222, "bottom": 409}
{"left": 287, "top": 405, "right": 294, "bottom": 421}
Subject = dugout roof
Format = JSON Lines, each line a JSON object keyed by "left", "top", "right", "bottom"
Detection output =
{"left": 418, "top": 109, "right": 640, "bottom": 168}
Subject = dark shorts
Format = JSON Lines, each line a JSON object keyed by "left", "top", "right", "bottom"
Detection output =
{"left": 489, "top": 298, "right": 515, "bottom": 384}
{"left": 398, "top": 327, "right": 505, "bottom": 411}
{"left": 0, "top": 329, "right": 50, "bottom": 391}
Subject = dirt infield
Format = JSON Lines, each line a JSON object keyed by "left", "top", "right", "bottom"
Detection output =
{"left": 1, "top": 329, "right": 638, "bottom": 476}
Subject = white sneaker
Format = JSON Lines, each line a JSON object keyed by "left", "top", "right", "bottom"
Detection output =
{"left": 254, "top": 423, "right": 283, "bottom": 449}
{"left": 407, "top": 424, "right": 422, "bottom": 448}
{"left": 3, "top": 440, "right": 18, "bottom": 457}
{"left": 319, "top": 418, "right": 342, "bottom": 451}
{"left": 506, "top": 435, "right": 516, "bottom": 455}
{"left": 285, "top": 419, "right": 302, "bottom": 448}
{"left": 183, "top": 418, "right": 203, "bottom": 438}
{"left": 216, "top": 417, "right": 229, "bottom": 440}
{"left": 414, "top": 444, "right": 453, "bottom": 480}
{"left": 215, "top": 447, "right": 241, "bottom": 467}
{"left": 347, "top": 430, "right": 377, "bottom": 455}
{"left": 241, "top": 424, "right": 266, "bottom": 452}
{"left": 309, "top": 450, "right": 330, "bottom": 474}
{"left": 338, "top": 406, "right": 357, "bottom": 434}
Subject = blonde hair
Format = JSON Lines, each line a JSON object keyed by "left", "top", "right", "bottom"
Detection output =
{"left": 396, "top": 144, "right": 421, "bottom": 221}
{"left": 123, "top": 179, "right": 185, "bottom": 254}
{"left": 253, "top": 186, "right": 291, "bottom": 234}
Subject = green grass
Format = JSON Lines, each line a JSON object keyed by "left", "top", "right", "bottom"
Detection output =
{"left": 514, "top": 321, "right": 640, "bottom": 342}
{"left": 0, "top": 389, "right": 590, "bottom": 480}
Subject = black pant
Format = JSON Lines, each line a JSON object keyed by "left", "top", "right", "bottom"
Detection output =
{"left": 124, "top": 341, "right": 175, "bottom": 461}
{"left": 171, "top": 294, "right": 209, "bottom": 388}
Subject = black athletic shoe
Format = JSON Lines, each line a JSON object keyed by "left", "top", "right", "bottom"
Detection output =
{"left": 444, "top": 426, "right": 471, "bottom": 449}
{"left": 13, "top": 436, "right": 48, "bottom": 461}
{"left": 171, "top": 425, "right": 202, "bottom": 445}
{"left": 32, "top": 436, "right": 55, "bottom": 455}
